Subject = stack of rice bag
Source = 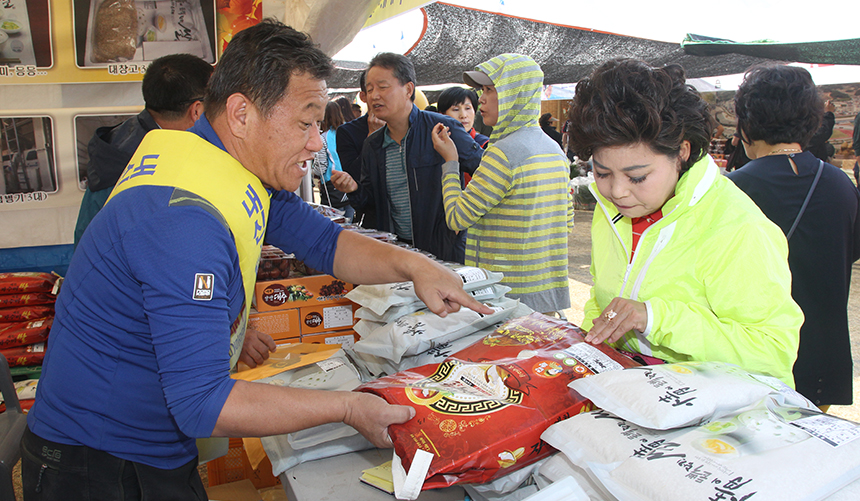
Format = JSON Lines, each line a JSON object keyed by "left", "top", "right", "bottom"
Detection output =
{"left": 533, "top": 361, "right": 860, "bottom": 500}
{"left": 355, "top": 313, "right": 641, "bottom": 500}
{"left": 345, "top": 266, "right": 530, "bottom": 378}
{"left": 0, "top": 272, "right": 60, "bottom": 413}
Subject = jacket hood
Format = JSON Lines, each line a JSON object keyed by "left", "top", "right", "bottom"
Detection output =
{"left": 475, "top": 53, "right": 543, "bottom": 143}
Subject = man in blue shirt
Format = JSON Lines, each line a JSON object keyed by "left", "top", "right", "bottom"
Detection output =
{"left": 22, "top": 21, "right": 490, "bottom": 501}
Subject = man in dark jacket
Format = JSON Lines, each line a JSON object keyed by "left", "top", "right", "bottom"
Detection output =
{"left": 335, "top": 70, "right": 385, "bottom": 228}
{"left": 331, "top": 53, "right": 482, "bottom": 263}
{"left": 539, "top": 113, "right": 563, "bottom": 149}
{"left": 73, "top": 54, "right": 213, "bottom": 245}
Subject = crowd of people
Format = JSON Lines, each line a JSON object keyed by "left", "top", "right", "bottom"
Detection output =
{"left": 20, "top": 17, "right": 860, "bottom": 500}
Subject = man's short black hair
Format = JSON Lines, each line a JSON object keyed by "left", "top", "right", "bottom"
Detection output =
{"left": 142, "top": 54, "right": 213, "bottom": 121}
{"left": 437, "top": 87, "right": 478, "bottom": 115}
{"left": 734, "top": 64, "right": 823, "bottom": 148}
{"left": 358, "top": 70, "right": 366, "bottom": 94}
{"left": 205, "top": 19, "right": 333, "bottom": 119}
{"left": 368, "top": 52, "right": 416, "bottom": 102}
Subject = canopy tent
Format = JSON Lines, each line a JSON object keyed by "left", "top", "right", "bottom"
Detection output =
{"left": 323, "top": 1, "right": 860, "bottom": 90}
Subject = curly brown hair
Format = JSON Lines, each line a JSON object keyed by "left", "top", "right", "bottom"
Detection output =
{"left": 567, "top": 59, "right": 714, "bottom": 173}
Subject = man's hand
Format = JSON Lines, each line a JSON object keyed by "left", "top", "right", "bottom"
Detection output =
{"left": 367, "top": 111, "right": 386, "bottom": 136}
{"left": 825, "top": 100, "right": 836, "bottom": 113}
{"left": 412, "top": 260, "right": 494, "bottom": 318}
{"left": 431, "top": 123, "right": 459, "bottom": 162}
{"left": 330, "top": 170, "right": 358, "bottom": 194}
{"left": 585, "top": 297, "right": 647, "bottom": 345}
{"left": 343, "top": 392, "right": 415, "bottom": 448}
{"left": 239, "top": 327, "right": 276, "bottom": 368}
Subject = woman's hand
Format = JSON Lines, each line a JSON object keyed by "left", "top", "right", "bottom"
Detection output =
{"left": 330, "top": 170, "right": 358, "bottom": 193}
{"left": 431, "top": 123, "right": 459, "bottom": 162}
{"left": 585, "top": 297, "right": 647, "bottom": 345}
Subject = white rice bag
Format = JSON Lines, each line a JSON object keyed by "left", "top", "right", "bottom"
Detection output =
{"left": 261, "top": 432, "right": 374, "bottom": 477}
{"left": 354, "top": 283, "right": 512, "bottom": 323}
{"left": 346, "top": 266, "right": 504, "bottom": 316}
{"left": 353, "top": 318, "right": 385, "bottom": 338}
{"left": 522, "top": 476, "right": 590, "bottom": 501}
{"left": 551, "top": 394, "right": 860, "bottom": 501}
{"left": 352, "top": 297, "right": 519, "bottom": 363}
{"left": 536, "top": 453, "right": 615, "bottom": 501}
{"left": 255, "top": 353, "right": 362, "bottom": 450}
{"left": 568, "top": 361, "right": 805, "bottom": 429}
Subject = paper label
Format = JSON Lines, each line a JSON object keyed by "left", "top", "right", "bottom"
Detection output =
{"left": 563, "top": 343, "right": 624, "bottom": 374}
{"left": 323, "top": 334, "right": 356, "bottom": 350}
{"left": 456, "top": 267, "right": 488, "bottom": 284}
{"left": 323, "top": 305, "right": 354, "bottom": 329}
{"left": 316, "top": 358, "right": 344, "bottom": 372}
{"left": 790, "top": 414, "right": 860, "bottom": 447}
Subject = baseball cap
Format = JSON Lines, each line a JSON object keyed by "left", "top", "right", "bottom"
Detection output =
{"left": 463, "top": 70, "right": 493, "bottom": 89}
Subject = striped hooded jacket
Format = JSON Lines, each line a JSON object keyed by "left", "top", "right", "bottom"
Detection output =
{"left": 441, "top": 53, "right": 573, "bottom": 313}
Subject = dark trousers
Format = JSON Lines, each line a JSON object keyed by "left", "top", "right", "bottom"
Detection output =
{"left": 21, "top": 427, "right": 207, "bottom": 501}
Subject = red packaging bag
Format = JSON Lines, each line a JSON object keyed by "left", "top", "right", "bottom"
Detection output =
{"left": 0, "top": 318, "right": 52, "bottom": 349}
{"left": 1, "top": 342, "right": 46, "bottom": 367}
{"left": 0, "top": 293, "right": 56, "bottom": 309}
{"left": 0, "top": 272, "right": 60, "bottom": 294}
{"left": 0, "top": 305, "right": 54, "bottom": 323}
{"left": 356, "top": 312, "right": 640, "bottom": 492}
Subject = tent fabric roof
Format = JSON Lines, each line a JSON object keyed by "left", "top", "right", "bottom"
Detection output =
{"left": 326, "top": 2, "right": 775, "bottom": 89}
{"left": 681, "top": 34, "right": 860, "bottom": 66}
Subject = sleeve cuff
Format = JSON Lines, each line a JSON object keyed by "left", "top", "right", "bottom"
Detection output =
{"left": 441, "top": 160, "right": 460, "bottom": 177}
{"left": 641, "top": 299, "right": 654, "bottom": 337}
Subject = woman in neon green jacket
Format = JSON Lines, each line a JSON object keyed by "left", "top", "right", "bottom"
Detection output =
{"left": 568, "top": 59, "right": 802, "bottom": 386}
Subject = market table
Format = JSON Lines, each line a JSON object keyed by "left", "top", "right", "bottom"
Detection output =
{"left": 278, "top": 448, "right": 466, "bottom": 501}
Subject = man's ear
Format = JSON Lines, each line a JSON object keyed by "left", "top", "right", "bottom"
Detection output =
{"left": 405, "top": 82, "right": 415, "bottom": 102}
{"left": 359, "top": 91, "right": 367, "bottom": 104}
{"left": 188, "top": 100, "right": 204, "bottom": 123}
{"left": 224, "top": 93, "right": 252, "bottom": 139}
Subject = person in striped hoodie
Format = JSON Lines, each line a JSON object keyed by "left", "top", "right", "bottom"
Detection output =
{"left": 431, "top": 53, "right": 573, "bottom": 314}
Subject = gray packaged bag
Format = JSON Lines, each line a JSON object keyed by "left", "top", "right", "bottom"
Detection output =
{"left": 352, "top": 297, "right": 519, "bottom": 363}
{"left": 346, "top": 266, "right": 504, "bottom": 317}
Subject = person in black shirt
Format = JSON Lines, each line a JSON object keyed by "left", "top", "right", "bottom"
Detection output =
{"left": 728, "top": 64, "right": 860, "bottom": 409}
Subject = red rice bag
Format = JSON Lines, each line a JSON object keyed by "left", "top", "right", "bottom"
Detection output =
{"left": 0, "top": 272, "right": 59, "bottom": 294}
{"left": 0, "top": 318, "right": 52, "bottom": 349}
{"left": 0, "top": 305, "right": 54, "bottom": 323}
{"left": 0, "top": 293, "right": 56, "bottom": 308}
{"left": 1, "top": 342, "right": 46, "bottom": 367}
{"left": 356, "top": 312, "right": 640, "bottom": 490}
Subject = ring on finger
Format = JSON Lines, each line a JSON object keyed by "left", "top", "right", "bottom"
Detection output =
{"left": 604, "top": 310, "right": 617, "bottom": 322}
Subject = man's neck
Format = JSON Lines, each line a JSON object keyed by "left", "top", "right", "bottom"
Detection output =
{"left": 386, "top": 110, "right": 411, "bottom": 144}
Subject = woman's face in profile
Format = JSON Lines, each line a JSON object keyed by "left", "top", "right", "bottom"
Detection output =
{"left": 443, "top": 100, "right": 476, "bottom": 132}
{"left": 592, "top": 142, "right": 688, "bottom": 218}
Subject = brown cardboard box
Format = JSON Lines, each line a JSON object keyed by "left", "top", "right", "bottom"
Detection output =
{"left": 301, "top": 329, "right": 359, "bottom": 349}
{"left": 205, "top": 479, "right": 262, "bottom": 501}
{"left": 253, "top": 275, "right": 354, "bottom": 311}
{"left": 248, "top": 308, "right": 301, "bottom": 341}
{"left": 298, "top": 301, "right": 358, "bottom": 335}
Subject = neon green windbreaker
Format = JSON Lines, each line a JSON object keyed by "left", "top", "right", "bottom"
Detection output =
{"left": 582, "top": 155, "right": 802, "bottom": 386}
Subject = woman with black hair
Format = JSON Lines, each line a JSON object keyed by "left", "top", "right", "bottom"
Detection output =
{"left": 437, "top": 86, "right": 489, "bottom": 149}
{"left": 570, "top": 59, "right": 802, "bottom": 386}
{"left": 313, "top": 100, "right": 354, "bottom": 221}
{"left": 727, "top": 64, "right": 860, "bottom": 408}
